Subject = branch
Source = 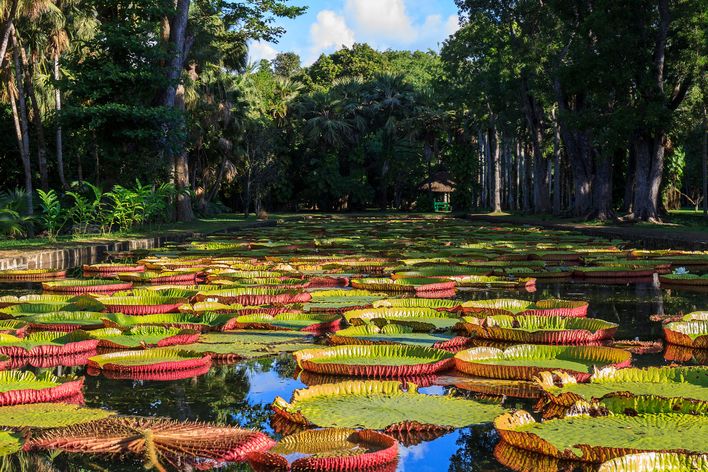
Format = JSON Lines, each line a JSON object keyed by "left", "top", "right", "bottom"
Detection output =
{"left": 669, "top": 76, "right": 691, "bottom": 110}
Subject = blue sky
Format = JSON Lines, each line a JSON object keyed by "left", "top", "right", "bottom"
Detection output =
{"left": 248, "top": 0, "right": 460, "bottom": 66}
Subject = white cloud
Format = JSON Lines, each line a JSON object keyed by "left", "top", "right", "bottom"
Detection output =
{"left": 345, "top": 0, "right": 417, "bottom": 43}
{"left": 445, "top": 14, "right": 460, "bottom": 36}
{"left": 248, "top": 40, "right": 278, "bottom": 64}
{"left": 308, "top": 9, "right": 355, "bottom": 63}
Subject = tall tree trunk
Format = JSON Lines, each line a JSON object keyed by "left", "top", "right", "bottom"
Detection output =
{"left": 552, "top": 112, "right": 562, "bottom": 215}
{"left": 10, "top": 82, "right": 32, "bottom": 215}
{"left": 533, "top": 152, "right": 550, "bottom": 214}
{"left": 703, "top": 111, "right": 707, "bottom": 217}
{"left": 623, "top": 145, "right": 636, "bottom": 214}
{"left": 521, "top": 144, "right": 530, "bottom": 211}
{"left": 0, "top": 0, "right": 18, "bottom": 70}
{"left": 54, "top": 53, "right": 67, "bottom": 188}
{"left": 631, "top": 133, "right": 665, "bottom": 222}
{"left": 12, "top": 33, "right": 31, "bottom": 205}
{"left": 478, "top": 130, "right": 486, "bottom": 209}
{"left": 21, "top": 46, "right": 48, "bottom": 190}
{"left": 174, "top": 82, "right": 194, "bottom": 220}
{"left": 591, "top": 155, "right": 614, "bottom": 220}
{"left": 163, "top": 0, "right": 193, "bottom": 221}
{"left": 491, "top": 128, "right": 502, "bottom": 213}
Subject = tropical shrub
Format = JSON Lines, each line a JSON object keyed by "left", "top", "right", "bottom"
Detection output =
{"left": 37, "top": 190, "right": 65, "bottom": 240}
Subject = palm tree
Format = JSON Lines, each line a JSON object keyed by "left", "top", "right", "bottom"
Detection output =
{"left": 364, "top": 73, "right": 417, "bottom": 209}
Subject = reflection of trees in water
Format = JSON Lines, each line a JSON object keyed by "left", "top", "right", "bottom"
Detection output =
{"left": 82, "top": 360, "right": 272, "bottom": 429}
{"left": 272, "top": 353, "right": 298, "bottom": 379}
{"left": 447, "top": 425, "right": 501, "bottom": 472}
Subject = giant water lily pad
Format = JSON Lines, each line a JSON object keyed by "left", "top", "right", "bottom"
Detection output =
{"left": 195, "top": 287, "right": 311, "bottom": 305}
{"left": 0, "top": 269, "right": 66, "bottom": 281}
{"left": 101, "top": 312, "right": 236, "bottom": 331}
{"left": 351, "top": 277, "right": 455, "bottom": 293}
{"left": 95, "top": 295, "right": 187, "bottom": 315}
{"left": 460, "top": 315, "right": 618, "bottom": 344}
{"left": 0, "top": 331, "right": 99, "bottom": 358}
{"left": 536, "top": 366, "right": 708, "bottom": 417}
{"left": 495, "top": 410, "right": 708, "bottom": 462}
{"left": 461, "top": 298, "right": 588, "bottom": 317}
{"left": 23, "top": 311, "right": 106, "bottom": 331}
{"left": 454, "top": 344, "right": 631, "bottom": 381}
{"left": 598, "top": 452, "right": 708, "bottom": 472}
{"left": 89, "top": 326, "right": 199, "bottom": 349}
{"left": 30, "top": 416, "right": 274, "bottom": 467}
{"left": 330, "top": 324, "right": 468, "bottom": 350}
{"left": 0, "top": 371, "right": 84, "bottom": 406}
{"left": 248, "top": 428, "right": 399, "bottom": 472}
{"left": 166, "top": 330, "right": 315, "bottom": 360}
{"left": 372, "top": 298, "right": 460, "bottom": 310}
{"left": 233, "top": 312, "right": 341, "bottom": 332}
{"left": 304, "top": 290, "right": 387, "bottom": 313}
{"left": 88, "top": 348, "right": 211, "bottom": 376}
{"left": 273, "top": 380, "right": 505, "bottom": 430}
{"left": 0, "top": 403, "right": 113, "bottom": 428}
{"left": 664, "top": 320, "right": 708, "bottom": 348}
{"left": 42, "top": 279, "right": 132, "bottom": 293}
{"left": 0, "top": 431, "right": 22, "bottom": 457}
{"left": 344, "top": 307, "right": 461, "bottom": 331}
{"left": 0, "top": 320, "right": 27, "bottom": 337}
{"left": 294, "top": 344, "right": 454, "bottom": 377}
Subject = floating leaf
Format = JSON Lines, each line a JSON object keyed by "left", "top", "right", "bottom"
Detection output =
{"left": 31, "top": 416, "right": 274, "bottom": 467}
{"left": 249, "top": 428, "right": 399, "bottom": 472}
{"left": 454, "top": 344, "right": 631, "bottom": 381}
{"left": 460, "top": 315, "right": 618, "bottom": 344}
{"left": 273, "top": 380, "right": 505, "bottom": 430}
{"left": 536, "top": 366, "right": 708, "bottom": 417}
{"left": 294, "top": 344, "right": 454, "bottom": 377}
{"left": 495, "top": 411, "right": 708, "bottom": 462}
{"left": 0, "top": 371, "right": 84, "bottom": 406}
{"left": 0, "top": 403, "right": 113, "bottom": 428}
{"left": 0, "top": 431, "right": 22, "bottom": 457}
{"left": 598, "top": 452, "right": 708, "bottom": 472}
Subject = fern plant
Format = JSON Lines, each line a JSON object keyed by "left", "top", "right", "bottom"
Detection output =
{"left": 37, "top": 190, "right": 65, "bottom": 240}
{"left": 66, "top": 182, "right": 104, "bottom": 234}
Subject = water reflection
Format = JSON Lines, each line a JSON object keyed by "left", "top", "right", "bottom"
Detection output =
{"left": 0, "top": 281, "right": 705, "bottom": 470}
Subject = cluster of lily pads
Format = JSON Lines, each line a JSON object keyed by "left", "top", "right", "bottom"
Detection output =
{"left": 0, "top": 215, "right": 705, "bottom": 471}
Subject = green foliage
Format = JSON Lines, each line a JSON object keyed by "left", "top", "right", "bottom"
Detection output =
{"left": 37, "top": 190, "right": 64, "bottom": 240}
{"left": 0, "top": 189, "right": 34, "bottom": 238}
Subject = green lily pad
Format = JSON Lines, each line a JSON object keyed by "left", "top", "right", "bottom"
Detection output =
{"left": 0, "top": 431, "right": 22, "bottom": 457}
{"left": 0, "top": 403, "right": 114, "bottom": 428}
{"left": 274, "top": 380, "right": 505, "bottom": 429}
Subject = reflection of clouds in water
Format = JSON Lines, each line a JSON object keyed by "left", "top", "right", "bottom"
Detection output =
{"left": 397, "top": 442, "right": 429, "bottom": 471}
{"left": 418, "top": 385, "right": 445, "bottom": 395}
{"left": 245, "top": 367, "right": 304, "bottom": 404}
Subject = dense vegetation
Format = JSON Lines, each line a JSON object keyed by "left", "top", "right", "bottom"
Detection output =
{"left": 0, "top": 0, "right": 706, "bottom": 239}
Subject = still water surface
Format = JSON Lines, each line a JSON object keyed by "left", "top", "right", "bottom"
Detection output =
{"left": 2, "top": 277, "right": 703, "bottom": 471}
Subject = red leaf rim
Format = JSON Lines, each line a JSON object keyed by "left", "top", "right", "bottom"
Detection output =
{"left": 0, "top": 378, "right": 85, "bottom": 406}
{"left": 42, "top": 281, "right": 134, "bottom": 293}
{"left": 0, "top": 339, "right": 100, "bottom": 358}
{"left": 462, "top": 324, "right": 617, "bottom": 345}
{"left": 454, "top": 346, "right": 632, "bottom": 382}
{"left": 0, "top": 270, "right": 67, "bottom": 281}
{"left": 248, "top": 429, "right": 399, "bottom": 472}
{"left": 88, "top": 354, "right": 212, "bottom": 373}
{"left": 101, "top": 303, "right": 184, "bottom": 315}
{"left": 295, "top": 345, "right": 455, "bottom": 378}
{"left": 663, "top": 327, "right": 708, "bottom": 349}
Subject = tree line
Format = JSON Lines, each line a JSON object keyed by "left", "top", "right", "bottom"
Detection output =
{"left": 0, "top": 0, "right": 706, "bottom": 238}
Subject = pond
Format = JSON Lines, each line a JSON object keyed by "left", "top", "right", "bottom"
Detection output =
{"left": 0, "top": 216, "right": 705, "bottom": 471}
